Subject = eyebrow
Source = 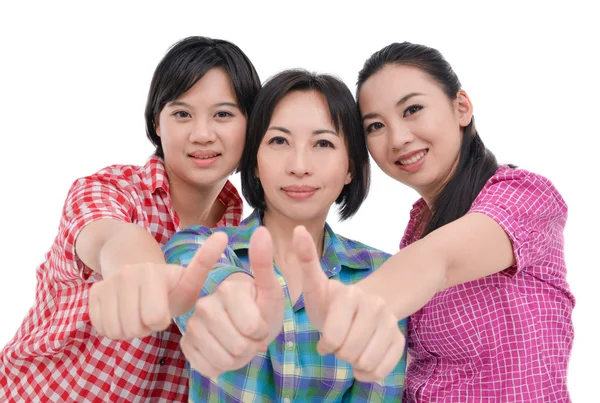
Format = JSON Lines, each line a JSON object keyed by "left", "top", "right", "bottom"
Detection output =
{"left": 166, "top": 100, "right": 240, "bottom": 109}
{"left": 267, "top": 126, "right": 339, "bottom": 136}
{"left": 361, "top": 92, "right": 424, "bottom": 121}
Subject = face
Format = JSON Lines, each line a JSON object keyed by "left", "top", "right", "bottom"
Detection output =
{"left": 256, "top": 90, "right": 352, "bottom": 223}
{"left": 358, "top": 64, "right": 472, "bottom": 202}
{"left": 156, "top": 67, "right": 246, "bottom": 190}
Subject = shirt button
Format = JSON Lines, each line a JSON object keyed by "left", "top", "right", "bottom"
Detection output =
{"left": 283, "top": 397, "right": 291, "bottom": 403}
{"left": 159, "top": 358, "right": 166, "bottom": 366}
{"left": 285, "top": 341, "right": 294, "bottom": 349}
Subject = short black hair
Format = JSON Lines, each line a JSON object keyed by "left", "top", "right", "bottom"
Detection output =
{"left": 144, "top": 36, "right": 261, "bottom": 157}
{"left": 241, "top": 69, "right": 370, "bottom": 220}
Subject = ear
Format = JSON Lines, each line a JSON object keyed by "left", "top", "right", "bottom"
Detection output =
{"left": 344, "top": 171, "right": 352, "bottom": 185}
{"left": 455, "top": 90, "right": 473, "bottom": 127}
{"left": 154, "top": 118, "right": 161, "bottom": 137}
{"left": 254, "top": 167, "right": 260, "bottom": 179}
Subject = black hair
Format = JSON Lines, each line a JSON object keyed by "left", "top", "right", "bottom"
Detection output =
{"left": 144, "top": 36, "right": 261, "bottom": 158}
{"left": 241, "top": 69, "right": 370, "bottom": 220}
{"left": 357, "top": 42, "right": 500, "bottom": 237}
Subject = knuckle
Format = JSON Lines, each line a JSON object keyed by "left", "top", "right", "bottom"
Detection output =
{"left": 230, "top": 339, "right": 250, "bottom": 357}
{"left": 216, "top": 280, "right": 235, "bottom": 296}
{"left": 145, "top": 310, "right": 169, "bottom": 329}
{"left": 372, "top": 367, "right": 388, "bottom": 380}
{"left": 320, "top": 332, "right": 341, "bottom": 350}
{"left": 370, "top": 295, "right": 386, "bottom": 313}
{"left": 357, "top": 355, "right": 375, "bottom": 373}
{"left": 194, "top": 299, "right": 215, "bottom": 320}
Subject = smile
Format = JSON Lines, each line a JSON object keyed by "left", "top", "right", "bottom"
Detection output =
{"left": 396, "top": 149, "right": 428, "bottom": 166}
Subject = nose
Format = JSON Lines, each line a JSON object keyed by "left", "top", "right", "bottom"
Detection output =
{"left": 286, "top": 147, "right": 312, "bottom": 177}
{"left": 189, "top": 118, "right": 217, "bottom": 144}
{"left": 388, "top": 121, "right": 415, "bottom": 151}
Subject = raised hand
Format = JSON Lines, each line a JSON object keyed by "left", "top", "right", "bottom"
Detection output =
{"left": 180, "top": 226, "right": 284, "bottom": 377}
{"left": 293, "top": 225, "right": 405, "bottom": 382}
{"left": 89, "top": 231, "right": 230, "bottom": 340}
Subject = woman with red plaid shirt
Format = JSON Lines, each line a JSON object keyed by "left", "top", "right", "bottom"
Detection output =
{"left": 0, "top": 36, "right": 261, "bottom": 402}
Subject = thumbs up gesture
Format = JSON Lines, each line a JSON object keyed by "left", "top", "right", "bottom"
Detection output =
{"left": 293, "top": 226, "right": 406, "bottom": 382}
{"left": 180, "top": 227, "right": 284, "bottom": 377}
{"left": 89, "top": 231, "right": 232, "bottom": 340}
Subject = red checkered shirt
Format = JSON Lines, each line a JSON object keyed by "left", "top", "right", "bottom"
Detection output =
{"left": 402, "top": 166, "right": 575, "bottom": 402}
{"left": 0, "top": 155, "right": 243, "bottom": 402}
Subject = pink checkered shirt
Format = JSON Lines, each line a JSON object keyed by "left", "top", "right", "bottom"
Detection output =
{"left": 0, "top": 155, "right": 243, "bottom": 402}
{"left": 402, "top": 166, "right": 574, "bottom": 402}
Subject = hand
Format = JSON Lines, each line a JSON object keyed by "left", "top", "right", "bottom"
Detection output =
{"left": 89, "top": 231, "right": 229, "bottom": 340}
{"left": 293, "top": 226, "right": 406, "bottom": 382}
{"left": 180, "top": 226, "right": 284, "bottom": 377}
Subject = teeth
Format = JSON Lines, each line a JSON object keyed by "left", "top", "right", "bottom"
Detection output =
{"left": 399, "top": 151, "right": 426, "bottom": 165}
{"left": 192, "top": 154, "right": 218, "bottom": 159}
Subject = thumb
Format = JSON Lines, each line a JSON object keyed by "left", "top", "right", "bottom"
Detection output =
{"left": 293, "top": 225, "right": 328, "bottom": 327}
{"left": 249, "top": 226, "right": 282, "bottom": 306}
{"left": 169, "top": 231, "right": 229, "bottom": 316}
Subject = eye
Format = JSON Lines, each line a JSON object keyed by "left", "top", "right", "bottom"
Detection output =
{"left": 404, "top": 104, "right": 423, "bottom": 117}
{"left": 173, "top": 111, "right": 191, "bottom": 118}
{"left": 315, "top": 139, "right": 334, "bottom": 148}
{"left": 365, "top": 121, "right": 384, "bottom": 134}
{"left": 267, "top": 136, "right": 288, "bottom": 146}
{"left": 215, "top": 111, "right": 233, "bottom": 118}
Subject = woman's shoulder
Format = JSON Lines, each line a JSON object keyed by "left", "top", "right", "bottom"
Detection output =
{"left": 69, "top": 155, "right": 162, "bottom": 192}
{"left": 479, "top": 165, "right": 567, "bottom": 210}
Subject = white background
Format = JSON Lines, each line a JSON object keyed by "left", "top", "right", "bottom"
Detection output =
{"left": 0, "top": 1, "right": 597, "bottom": 400}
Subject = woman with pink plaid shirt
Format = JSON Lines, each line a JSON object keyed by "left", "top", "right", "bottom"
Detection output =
{"left": 0, "top": 36, "right": 261, "bottom": 402}
{"left": 304, "top": 42, "right": 574, "bottom": 402}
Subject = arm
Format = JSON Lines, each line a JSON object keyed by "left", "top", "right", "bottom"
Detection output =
{"left": 77, "top": 219, "right": 166, "bottom": 277}
{"left": 358, "top": 212, "right": 514, "bottom": 321}
{"left": 358, "top": 170, "right": 566, "bottom": 321}
{"left": 64, "top": 178, "right": 230, "bottom": 339}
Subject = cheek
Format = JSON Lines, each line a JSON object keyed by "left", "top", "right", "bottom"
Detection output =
{"left": 221, "top": 120, "right": 247, "bottom": 149}
{"left": 366, "top": 137, "right": 387, "bottom": 165}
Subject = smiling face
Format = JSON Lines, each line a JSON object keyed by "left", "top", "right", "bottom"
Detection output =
{"left": 156, "top": 67, "right": 247, "bottom": 190}
{"left": 255, "top": 90, "right": 352, "bottom": 223}
{"left": 358, "top": 64, "right": 472, "bottom": 202}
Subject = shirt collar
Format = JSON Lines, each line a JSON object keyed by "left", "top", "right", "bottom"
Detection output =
{"left": 144, "top": 155, "right": 169, "bottom": 194}
{"left": 229, "top": 210, "right": 371, "bottom": 278}
{"left": 144, "top": 155, "right": 243, "bottom": 227}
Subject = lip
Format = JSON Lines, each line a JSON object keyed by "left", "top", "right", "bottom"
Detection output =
{"left": 396, "top": 149, "right": 428, "bottom": 162}
{"left": 189, "top": 150, "right": 221, "bottom": 167}
{"left": 394, "top": 149, "right": 428, "bottom": 172}
{"left": 281, "top": 185, "right": 319, "bottom": 200}
{"left": 189, "top": 150, "right": 221, "bottom": 158}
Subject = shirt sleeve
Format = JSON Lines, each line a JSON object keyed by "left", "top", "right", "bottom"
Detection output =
{"left": 467, "top": 168, "right": 567, "bottom": 276}
{"left": 342, "top": 317, "right": 408, "bottom": 402}
{"left": 57, "top": 176, "right": 134, "bottom": 280}
{"left": 164, "top": 226, "right": 253, "bottom": 333}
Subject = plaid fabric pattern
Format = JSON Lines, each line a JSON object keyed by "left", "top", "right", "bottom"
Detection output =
{"left": 165, "top": 210, "right": 407, "bottom": 402}
{"left": 0, "top": 155, "right": 243, "bottom": 402}
{"left": 402, "top": 167, "right": 575, "bottom": 402}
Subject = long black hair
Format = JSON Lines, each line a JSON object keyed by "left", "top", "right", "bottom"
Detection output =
{"left": 357, "top": 42, "right": 500, "bottom": 237}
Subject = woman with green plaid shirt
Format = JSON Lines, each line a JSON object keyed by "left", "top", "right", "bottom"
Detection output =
{"left": 164, "top": 69, "right": 408, "bottom": 402}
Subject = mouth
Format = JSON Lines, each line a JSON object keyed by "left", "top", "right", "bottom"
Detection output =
{"left": 395, "top": 149, "right": 428, "bottom": 166}
{"left": 281, "top": 185, "right": 319, "bottom": 199}
{"left": 189, "top": 152, "right": 221, "bottom": 160}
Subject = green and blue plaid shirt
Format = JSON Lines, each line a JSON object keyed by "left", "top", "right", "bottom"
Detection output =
{"left": 164, "top": 210, "right": 407, "bottom": 402}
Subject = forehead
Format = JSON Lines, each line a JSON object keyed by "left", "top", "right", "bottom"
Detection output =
{"left": 270, "top": 90, "right": 333, "bottom": 126}
{"left": 359, "top": 64, "right": 441, "bottom": 108}
{"left": 179, "top": 67, "right": 237, "bottom": 101}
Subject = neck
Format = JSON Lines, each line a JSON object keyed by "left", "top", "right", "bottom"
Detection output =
{"left": 262, "top": 208, "right": 326, "bottom": 275}
{"left": 169, "top": 175, "right": 227, "bottom": 229}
